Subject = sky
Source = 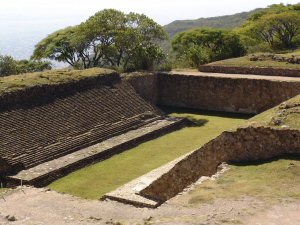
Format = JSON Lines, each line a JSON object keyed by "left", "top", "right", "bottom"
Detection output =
{"left": 0, "top": 0, "right": 300, "bottom": 60}
{"left": 1, "top": 0, "right": 300, "bottom": 25}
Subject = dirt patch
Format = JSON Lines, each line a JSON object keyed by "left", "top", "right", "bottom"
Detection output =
{"left": 0, "top": 186, "right": 298, "bottom": 225}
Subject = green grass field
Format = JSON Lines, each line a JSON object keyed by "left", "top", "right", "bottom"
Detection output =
{"left": 207, "top": 50, "right": 300, "bottom": 70}
{"left": 49, "top": 109, "right": 250, "bottom": 199}
{"left": 188, "top": 156, "right": 300, "bottom": 205}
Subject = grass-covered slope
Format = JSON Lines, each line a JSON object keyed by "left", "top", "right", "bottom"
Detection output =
{"left": 187, "top": 156, "right": 300, "bottom": 205}
{"left": 250, "top": 93, "right": 300, "bottom": 130}
{"left": 207, "top": 51, "right": 300, "bottom": 70}
{"left": 0, "top": 68, "right": 115, "bottom": 96}
{"left": 185, "top": 95, "right": 300, "bottom": 206}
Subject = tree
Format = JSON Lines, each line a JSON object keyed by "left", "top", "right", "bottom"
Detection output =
{"left": 32, "top": 9, "right": 167, "bottom": 71}
{"left": 16, "top": 60, "right": 52, "bottom": 73}
{"left": 32, "top": 26, "right": 83, "bottom": 68}
{"left": 238, "top": 4, "right": 300, "bottom": 50}
{"left": 0, "top": 54, "right": 51, "bottom": 77}
{"left": 0, "top": 55, "right": 18, "bottom": 77}
{"left": 171, "top": 28, "right": 246, "bottom": 67}
{"left": 269, "top": 12, "right": 300, "bottom": 48}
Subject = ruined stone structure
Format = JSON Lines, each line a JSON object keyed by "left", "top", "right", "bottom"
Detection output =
{"left": 2, "top": 69, "right": 300, "bottom": 190}
{"left": 122, "top": 72, "right": 158, "bottom": 105}
{"left": 0, "top": 71, "right": 185, "bottom": 184}
{"left": 135, "top": 126, "right": 300, "bottom": 204}
{"left": 127, "top": 72, "right": 300, "bottom": 114}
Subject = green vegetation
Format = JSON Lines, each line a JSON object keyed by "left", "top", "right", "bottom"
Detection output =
{"left": 32, "top": 9, "right": 167, "bottom": 72}
{"left": 171, "top": 28, "right": 246, "bottom": 67}
{"left": 0, "top": 188, "right": 6, "bottom": 195}
{"left": 188, "top": 156, "right": 300, "bottom": 205}
{"left": 164, "top": 9, "right": 262, "bottom": 39}
{"left": 170, "top": 3, "right": 300, "bottom": 69}
{"left": 0, "top": 68, "right": 114, "bottom": 95}
{"left": 207, "top": 51, "right": 300, "bottom": 70}
{"left": 238, "top": 3, "right": 300, "bottom": 52}
{"left": 48, "top": 109, "right": 249, "bottom": 199}
{"left": 0, "top": 55, "right": 51, "bottom": 77}
{"left": 250, "top": 93, "right": 300, "bottom": 130}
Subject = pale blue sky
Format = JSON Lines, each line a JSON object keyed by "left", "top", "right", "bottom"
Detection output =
{"left": 1, "top": 0, "right": 300, "bottom": 25}
{"left": 1, "top": 0, "right": 300, "bottom": 59}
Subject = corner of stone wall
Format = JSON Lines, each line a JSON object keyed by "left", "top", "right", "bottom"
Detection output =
{"left": 122, "top": 72, "right": 159, "bottom": 104}
{"left": 139, "top": 125, "right": 300, "bottom": 202}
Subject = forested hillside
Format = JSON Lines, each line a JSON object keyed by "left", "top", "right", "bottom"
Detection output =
{"left": 164, "top": 8, "right": 262, "bottom": 39}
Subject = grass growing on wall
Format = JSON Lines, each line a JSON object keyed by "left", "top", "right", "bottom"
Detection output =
{"left": 48, "top": 109, "right": 250, "bottom": 200}
{"left": 0, "top": 68, "right": 115, "bottom": 96}
{"left": 187, "top": 156, "right": 300, "bottom": 205}
{"left": 207, "top": 51, "right": 300, "bottom": 70}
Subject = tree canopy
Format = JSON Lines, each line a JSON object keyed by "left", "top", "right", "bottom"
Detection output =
{"left": 0, "top": 55, "right": 51, "bottom": 77}
{"left": 238, "top": 4, "right": 300, "bottom": 50}
{"left": 171, "top": 28, "right": 246, "bottom": 67}
{"left": 32, "top": 9, "right": 167, "bottom": 72}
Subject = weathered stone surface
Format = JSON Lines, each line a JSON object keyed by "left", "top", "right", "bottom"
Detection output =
{"left": 157, "top": 73, "right": 300, "bottom": 114}
{"left": 0, "top": 71, "right": 120, "bottom": 112}
{"left": 0, "top": 157, "right": 11, "bottom": 175}
{"left": 140, "top": 126, "right": 300, "bottom": 202}
{"left": 122, "top": 72, "right": 158, "bottom": 104}
{"left": 199, "top": 65, "right": 300, "bottom": 77}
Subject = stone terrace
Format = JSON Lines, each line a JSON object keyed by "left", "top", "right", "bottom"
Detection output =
{"left": 0, "top": 79, "right": 165, "bottom": 177}
{"left": 6, "top": 117, "right": 186, "bottom": 187}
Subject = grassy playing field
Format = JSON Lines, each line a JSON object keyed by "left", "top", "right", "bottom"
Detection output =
{"left": 48, "top": 109, "right": 250, "bottom": 199}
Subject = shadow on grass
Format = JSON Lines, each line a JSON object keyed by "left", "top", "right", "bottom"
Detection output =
{"left": 229, "top": 154, "right": 300, "bottom": 166}
{"left": 184, "top": 116, "right": 208, "bottom": 127}
{"left": 159, "top": 106, "right": 254, "bottom": 120}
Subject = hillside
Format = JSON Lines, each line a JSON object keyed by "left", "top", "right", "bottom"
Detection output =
{"left": 164, "top": 8, "right": 262, "bottom": 40}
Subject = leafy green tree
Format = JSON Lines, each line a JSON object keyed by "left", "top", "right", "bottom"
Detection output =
{"left": 171, "top": 28, "right": 246, "bottom": 67}
{"left": 269, "top": 12, "right": 300, "bottom": 48}
{"left": 239, "top": 4, "right": 300, "bottom": 50}
{"left": 32, "top": 26, "right": 83, "bottom": 68}
{"left": 32, "top": 9, "right": 167, "bottom": 71}
{"left": 0, "top": 54, "right": 51, "bottom": 77}
{"left": 16, "top": 60, "right": 52, "bottom": 73}
{"left": 0, "top": 55, "right": 18, "bottom": 77}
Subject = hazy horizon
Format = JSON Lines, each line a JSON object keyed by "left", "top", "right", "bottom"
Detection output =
{"left": 1, "top": 0, "right": 300, "bottom": 60}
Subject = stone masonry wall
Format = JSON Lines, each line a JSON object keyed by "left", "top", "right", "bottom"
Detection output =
{"left": 122, "top": 72, "right": 158, "bottom": 104}
{"left": 140, "top": 126, "right": 300, "bottom": 202}
{"left": 0, "top": 158, "right": 11, "bottom": 176}
{"left": 199, "top": 65, "right": 300, "bottom": 77}
{"left": 157, "top": 73, "right": 300, "bottom": 114}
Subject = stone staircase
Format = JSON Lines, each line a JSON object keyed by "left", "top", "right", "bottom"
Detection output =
{"left": 0, "top": 81, "right": 163, "bottom": 176}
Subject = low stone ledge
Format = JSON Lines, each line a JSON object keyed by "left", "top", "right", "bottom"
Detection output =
{"left": 199, "top": 65, "right": 300, "bottom": 77}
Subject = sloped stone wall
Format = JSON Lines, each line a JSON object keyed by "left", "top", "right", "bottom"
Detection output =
{"left": 0, "top": 72, "right": 119, "bottom": 112}
{"left": 140, "top": 126, "right": 300, "bottom": 202}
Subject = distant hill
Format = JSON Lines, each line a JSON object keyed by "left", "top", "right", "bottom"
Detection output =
{"left": 164, "top": 8, "right": 263, "bottom": 40}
